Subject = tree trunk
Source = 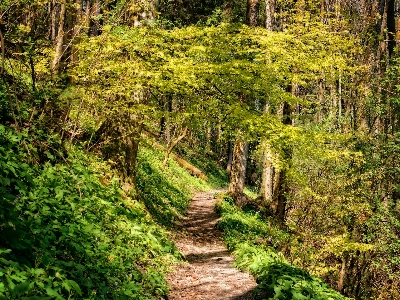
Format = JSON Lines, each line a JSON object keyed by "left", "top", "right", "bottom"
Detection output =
{"left": 396, "top": 10, "right": 400, "bottom": 48}
{"left": 52, "top": 0, "right": 66, "bottom": 73}
{"left": 71, "top": 0, "right": 83, "bottom": 64}
{"left": 226, "top": 141, "right": 233, "bottom": 175}
{"left": 337, "top": 257, "right": 346, "bottom": 292}
{"left": 51, "top": 0, "right": 58, "bottom": 41}
{"left": 228, "top": 139, "right": 249, "bottom": 204}
{"left": 265, "top": 0, "right": 275, "bottom": 30}
{"left": 275, "top": 101, "right": 292, "bottom": 221}
{"left": 260, "top": 148, "right": 274, "bottom": 205}
{"left": 247, "top": 0, "right": 260, "bottom": 26}
{"left": 259, "top": 2, "right": 275, "bottom": 206}
{"left": 90, "top": 0, "right": 101, "bottom": 36}
{"left": 275, "top": 166, "right": 288, "bottom": 221}
{"left": 0, "top": 30, "right": 5, "bottom": 76}
{"left": 387, "top": 0, "right": 396, "bottom": 57}
{"left": 228, "top": 0, "right": 259, "bottom": 204}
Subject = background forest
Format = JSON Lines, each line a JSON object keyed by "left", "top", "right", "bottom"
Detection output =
{"left": 1, "top": 0, "right": 400, "bottom": 299}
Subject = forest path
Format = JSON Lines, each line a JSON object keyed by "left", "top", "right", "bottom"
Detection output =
{"left": 167, "top": 190, "right": 257, "bottom": 300}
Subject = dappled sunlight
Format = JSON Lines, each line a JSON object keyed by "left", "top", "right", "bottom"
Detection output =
{"left": 168, "top": 191, "right": 257, "bottom": 299}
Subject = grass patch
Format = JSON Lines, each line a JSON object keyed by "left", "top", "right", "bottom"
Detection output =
{"left": 175, "top": 146, "right": 229, "bottom": 188}
{"left": 136, "top": 142, "right": 218, "bottom": 227}
{"left": 215, "top": 193, "right": 352, "bottom": 300}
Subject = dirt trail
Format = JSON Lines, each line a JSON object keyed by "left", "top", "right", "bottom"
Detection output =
{"left": 167, "top": 191, "right": 257, "bottom": 300}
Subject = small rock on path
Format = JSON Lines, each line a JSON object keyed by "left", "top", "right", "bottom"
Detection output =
{"left": 167, "top": 190, "right": 257, "bottom": 300}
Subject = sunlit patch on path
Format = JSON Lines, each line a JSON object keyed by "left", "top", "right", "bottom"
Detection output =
{"left": 168, "top": 191, "right": 257, "bottom": 300}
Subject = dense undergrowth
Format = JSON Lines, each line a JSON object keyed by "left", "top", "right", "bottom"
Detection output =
{"left": 216, "top": 194, "right": 352, "bottom": 300}
{"left": 0, "top": 124, "right": 214, "bottom": 299}
{"left": 137, "top": 141, "right": 222, "bottom": 227}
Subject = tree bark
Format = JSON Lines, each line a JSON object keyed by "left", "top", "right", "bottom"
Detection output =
{"left": 90, "top": 0, "right": 101, "bottom": 36}
{"left": 0, "top": 30, "right": 4, "bottom": 75}
{"left": 228, "top": 0, "right": 259, "bottom": 204}
{"left": 265, "top": 0, "right": 275, "bottom": 30}
{"left": 52, "top": 0, "right": 66, "bottom": 73}
{"left": 228, "top": 139, "right": 249, "bottom": 204}
{"left": 51, "top": 0, "right": 58, "bottom": 41}
{"left": 247, "top": 0, "right": 260, "bottom": 26}
{"left": 259, "top": 2, "right": 275, "bottom": 206}
{"left": 226, "top": 141, "right": 233, "bottom": 175}
{"left": 337, "top": 257, "right": 346, "bottom": 292}
{"left": 275, "top": 101, "right": 292, "bottom": 221}
{"left": 386, "top": 0, "right": 396, "bottom": 57}
{"left": 260, "top": 148, "right": 274, "bottom": 205}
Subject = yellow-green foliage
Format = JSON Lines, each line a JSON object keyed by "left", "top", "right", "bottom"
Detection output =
{"left": 216, "top": 194, "right": 353, "bottom": 300}
{"left": 69, "top": 22, "right": 359, "bottom": 143}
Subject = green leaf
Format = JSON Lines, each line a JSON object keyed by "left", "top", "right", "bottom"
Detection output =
{"left": 45, "top": 287, "right": 61, "bottom": 297}
{"left": 0, "top": 249, "right": 11, "bottom": 256}
{"left": 66, "top": 280, "right": 82, "bottom": 296}
{"left": 33, "top": 269, "right": 45, "bottom": 276}
{"left": 13, "top": 281, "right": 30, "bottom": 297}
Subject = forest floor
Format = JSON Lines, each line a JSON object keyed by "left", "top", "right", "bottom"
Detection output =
{"left": 167, "top": 190, "right": 257, "bottom": 300}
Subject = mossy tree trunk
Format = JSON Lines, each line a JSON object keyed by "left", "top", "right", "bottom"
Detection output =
{"left": 228, "top": 139, "right": 249, "bottom": 204}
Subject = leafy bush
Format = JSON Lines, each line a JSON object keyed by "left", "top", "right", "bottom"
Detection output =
{"left": 216, "top": 194, "right": 352, "bottom": 300}
{"left": 0, "top": 125, "right": 180, "bottom": 299}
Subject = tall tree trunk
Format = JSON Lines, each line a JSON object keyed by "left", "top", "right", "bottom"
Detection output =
{"left": 247, "top": 0, "right": 260, "bottom": 26}
{"left": 386, "top": 0, "right": 396, "bottom": 57}
{"left": 396, "top": 9, "right": 400, "bottom": 48}
{"left": 275, "top": 164, "right": 288, "bottom": 221}
{"left": 0, "top": 30, "right": 4, "bottom": 76}
{"left": 275, "top": 101, "right": 292, "bottom": 221}
{"left": 260, "top": 147, "right": 274, "bottom": 205}
{"left": 51, "top": 0, "right": 58, "bottom": 41}
{"left": 228, "top": 1, "right": 259, "bottom": 203}
{"left": 265, "top": 0, "right": 275, "bottom": 30}
{"left": 71, "top": 0, "right": 83, "bottom": 64}
{"left": 52, "top": 0, "right": 66, "bottom": 73}
{"left": 90, "top": 0, "right": 101, "bottom": 36}
{"left": 337, "top": 257, "right": 346, "bottom": 292}
{"left": 85, "top": 0, "right": 91, "bottom": 34}
{"left": 259, "top": 2, "right": 275, "bottom": 205}
{"left": 228, "top": 139, "right": 249, "bottom": 204}
{"left": 226, "top": 141, "right": 233, "bottom": 175}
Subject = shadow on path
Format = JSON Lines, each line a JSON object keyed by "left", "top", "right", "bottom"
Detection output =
{"left": 167, "top": 191, "right": 258, "bottom": 300}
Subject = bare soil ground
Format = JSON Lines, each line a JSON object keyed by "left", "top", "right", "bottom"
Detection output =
{"left": 167, "top": 191, "right": 257, "bottom": 300}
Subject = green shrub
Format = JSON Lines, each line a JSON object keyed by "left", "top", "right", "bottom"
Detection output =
{"left": 216, "top": 195, "right": 352, "bottom": 300}
{"left": 0, "top": 125, "right": 180, "bottom": 299}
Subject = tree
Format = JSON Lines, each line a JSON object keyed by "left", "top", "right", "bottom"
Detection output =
{"left": 227, "top": 0, "right": 260, "bottom": 204}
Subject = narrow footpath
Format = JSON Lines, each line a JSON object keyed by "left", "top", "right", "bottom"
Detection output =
{"left": 167, "top": 191, "right": 257, "bottom": 300}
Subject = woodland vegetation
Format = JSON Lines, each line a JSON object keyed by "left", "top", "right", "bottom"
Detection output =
{"left": 1, "top": 0, "right": 400, "bottom": 299}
